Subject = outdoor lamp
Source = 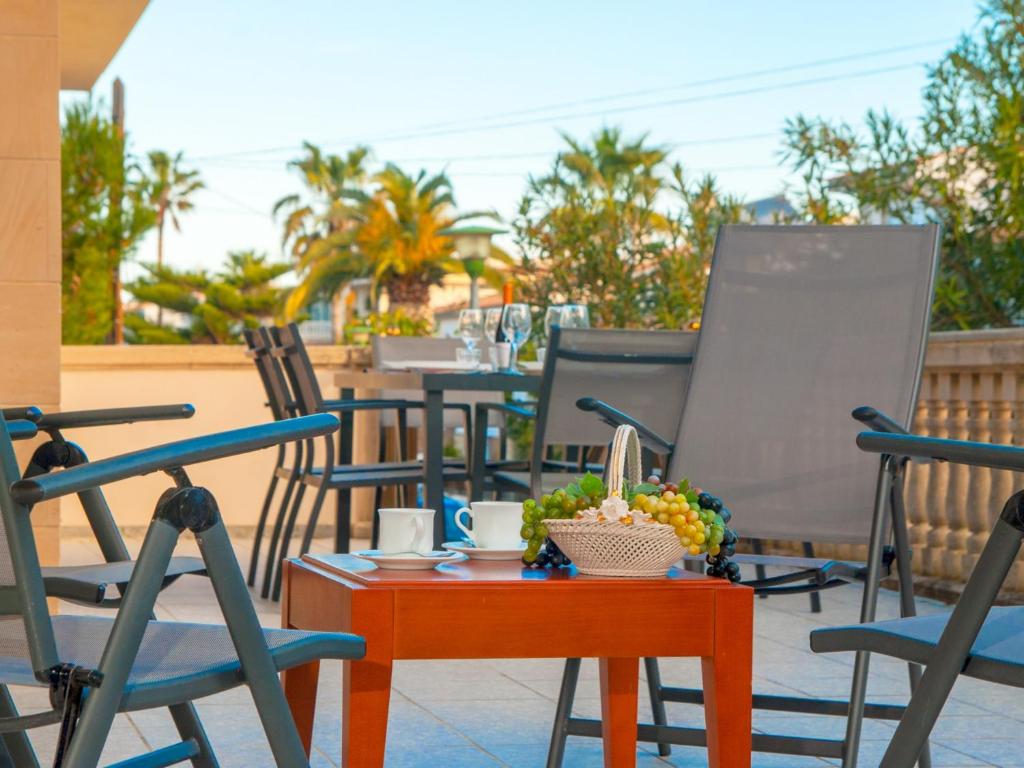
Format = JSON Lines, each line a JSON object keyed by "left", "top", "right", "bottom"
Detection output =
{"left": 440, "top": 224, "right": 506, "bottom": 309}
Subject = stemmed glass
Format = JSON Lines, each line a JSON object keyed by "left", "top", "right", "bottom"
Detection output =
{"left": 456, "top": 309, "right": 484, "bottom": 365}
{"left": 560, "top": 304, "right": 590, "bottom": 329}
{"left": 501, "top": 304, "right": 532, "bottom": 372}
{"left": 484, "top": 308, "right": 503, "bottom": 342}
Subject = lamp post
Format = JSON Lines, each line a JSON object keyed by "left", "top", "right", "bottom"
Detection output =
{"left": 440, "top": 225, "right": 506, "bottom": 309}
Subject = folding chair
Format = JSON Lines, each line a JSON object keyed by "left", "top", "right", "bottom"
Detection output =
{"left": 472, "top": 327, "right": 696, "bottom": 500}
{"left": 546, "top": 224, "right": 941, "bottom": 768}
{"left": 0, "top": 410, "right": 363, "bottom": 767}
{"left": 812, "top": 431, "right": 1024, "bottom": 768}
{"left": 265, "top": 324, "right": 469, "bottom": 600}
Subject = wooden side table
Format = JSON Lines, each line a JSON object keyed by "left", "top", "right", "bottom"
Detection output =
{"left": 282, "top": 555, "right": 753, "bottom": 768}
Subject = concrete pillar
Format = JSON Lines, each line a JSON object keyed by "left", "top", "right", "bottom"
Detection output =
{"left": 0, "top": 0, "right": 62, "bottom": 567}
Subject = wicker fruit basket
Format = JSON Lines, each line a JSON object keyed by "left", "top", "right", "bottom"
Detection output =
{"left": 544, "top": 425, "right": 684, "bottom": 577}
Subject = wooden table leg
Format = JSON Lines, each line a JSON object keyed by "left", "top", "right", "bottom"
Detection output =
{"left": 282, "top": 660, "right": 320, "bottom": 757}
{"left": 702, "top": 587, "right": 754, "bottom": 768}
{"left": 281, "top": 560, "right": 318, "bottom": 758}
{"left": 342, "top": 590, "right": 395, "bottom": 768}
{"left": 599, "top": 657, "right": 639, "bottom": 768}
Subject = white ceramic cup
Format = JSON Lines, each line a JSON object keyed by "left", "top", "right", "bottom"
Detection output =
{"left": 454, "top": 501, "right": 523, "bottom": 549}
{"left": 377, "top": 508, "right": 435, "bottom": 555}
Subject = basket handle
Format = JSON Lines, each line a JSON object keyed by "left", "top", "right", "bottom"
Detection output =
{"left": 606, "top": 425, "right": 642, "bottom": 496}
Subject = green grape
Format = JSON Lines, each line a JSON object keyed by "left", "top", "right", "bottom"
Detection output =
{"left": 522, "top": 509, "right": 534, "bottom": 523}
{"left": 541, "top": 495, "right": 551, "bottom": 507}
{"left": 524, "top": 498, "right": 537, "bottom": 510}
{"left": 520, "top": 524, "right": 535, "bottom": 540}
{"left": 535, "top": 523, "right": 548, "bottom": 538}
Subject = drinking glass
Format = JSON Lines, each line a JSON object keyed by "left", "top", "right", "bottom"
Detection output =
{"left": 543, "top": 305, "right": 564, "bottom": 341}
{"left": 501, "top": 303, "right": 532, "bottom": 371}
{"left": 456, "top": 308, "right": 484, "bottom": 354}
{"left": 484, "top": 307, "right": 503, "bottom": 341}
{"left": 560, "top": 304, "right": 590, "bottom": 329}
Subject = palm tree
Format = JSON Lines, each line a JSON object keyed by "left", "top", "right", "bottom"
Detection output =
{"left": 280, "top": 152, "right": 501, "bottom": 323}
{"left": 273, "top": 143, "right": 370, "bottom": 324}
{"left": 145, "top": 150, "right": 203, "bottom": 324}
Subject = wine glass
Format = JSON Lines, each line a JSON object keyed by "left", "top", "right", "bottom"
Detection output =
{"left": 501, "top": 303, "right": 532, "bottom": 372}
{"left": 456, "top": 308, "right": 484, "bottom": 357}
{"left": 560, "top": 304, "right": 590, "bottom": 329}
{"left": 543, "top": 306, "right": 564, "bottom": 341}
{"left": 484, "top": 307, "right": 503, "bottom": 341}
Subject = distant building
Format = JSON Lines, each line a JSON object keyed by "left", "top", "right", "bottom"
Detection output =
{"left": 745, "top": 195, "right": 796, "bottom": 223}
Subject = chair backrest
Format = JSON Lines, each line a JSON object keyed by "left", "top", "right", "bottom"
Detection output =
{"left": 270, "top": 323, "right": 324, "bottom": 416}
{"left": 668, "top": 224, "right": 940, "bottom": 543}
{"left": 243, "top": 328, "right": 294, "bottom": 422}
{"left": 538, "top": 327, "right": 696, "bottom": 455}
{"left": 0, "top": 414, "right": 60, "bottom": 680}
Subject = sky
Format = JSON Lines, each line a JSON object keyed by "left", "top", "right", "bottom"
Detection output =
{"left": 62, "top": 0, "right": 981, "bottom": 279}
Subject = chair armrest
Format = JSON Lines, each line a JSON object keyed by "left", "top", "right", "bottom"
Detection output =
{"left": 851, "top": 406, "right": 909, "bottom": 435}
{"left": 575, "top": 398, "right": 674, "bottom": 453}
{"left": 856, "top": 431, "right": 1024, "bottom": 473}
{"left": 7, "top": 421, "right": 39, "bottom": 441}
{"left": 476, "top": 402, "right": 536, "bottom": 420}
{"left": 36, "top": 404, "right": 195, "bottom": 431}
{"left": 321, "top": 398, "right": 423, "bottom": 413}
{"left": 2, "top": 407, "right": 43, "bottom": 424}
{"left": 11, "top": 414, "right": 339, "bottom": 505}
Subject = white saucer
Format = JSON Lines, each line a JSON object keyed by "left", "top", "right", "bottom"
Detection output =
{"left": 351, "top": 550, "right": 468, "bottom": 570}
{"left": 442, "top": 541, "right": 527, "bottom": 561}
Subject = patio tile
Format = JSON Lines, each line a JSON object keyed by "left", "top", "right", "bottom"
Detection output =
{"left": 28, "top": 536, "right": 1024, "bottom": 766}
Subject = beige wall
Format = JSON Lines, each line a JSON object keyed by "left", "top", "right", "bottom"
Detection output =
{"left": 59, "top": 345, "right": 371, "bottom": 533}
{"left": 1, "top": 0, "right": 62, "bottom": 566}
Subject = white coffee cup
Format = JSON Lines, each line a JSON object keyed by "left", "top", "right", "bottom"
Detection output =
{"left": 455, "top": 501, "right": 523, "bottom": 549}
{"left": 377, "top": 508, "right": 434, "bottom": 555}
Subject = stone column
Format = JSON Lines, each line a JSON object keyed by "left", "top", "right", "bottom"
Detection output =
{"left": 0, "top": 0, "right": 62, "bottom": 566}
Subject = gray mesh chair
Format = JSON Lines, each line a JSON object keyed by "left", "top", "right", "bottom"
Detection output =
{"left": 547, "top": 225, "right": 941, "bottom": 768}
{"left": 811, "top": 431, "right": 1024, "bottom": 768}
{"left": 0, "top": 410, "right": 363, "bottom": 767}
{"left": 474, "top": 327, "right": 696, "bottom": 500}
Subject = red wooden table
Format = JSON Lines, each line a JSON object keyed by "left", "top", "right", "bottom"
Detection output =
{"left": 282, "top": 554, "right": 753, "bottom": 768}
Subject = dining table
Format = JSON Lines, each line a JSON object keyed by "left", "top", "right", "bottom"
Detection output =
{"left": 333, "top": 367, "right": 541, "bottom": 548}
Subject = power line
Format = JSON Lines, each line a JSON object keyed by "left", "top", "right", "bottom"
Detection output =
{"left": 190, "top": 37, "right": 944, "bottom": 162}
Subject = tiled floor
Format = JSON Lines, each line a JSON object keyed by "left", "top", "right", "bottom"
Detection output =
{"left": 18, "top": 535, "right": 1024, "bottom": 767}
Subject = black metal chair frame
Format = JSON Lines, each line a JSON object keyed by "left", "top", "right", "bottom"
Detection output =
{"left": 545, "top": 401, "right": 932, "bottom": 768}
{"left": 812, "top": 431, "right": 1024, "bottom": 768}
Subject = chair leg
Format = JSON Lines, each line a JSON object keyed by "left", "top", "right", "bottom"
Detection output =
{"left": 751, "top": 539, "right": 768, "bottom": 599}
{"left": 643, "top": 657, "right": 671, "bottom": 757}
{"left": 196, "top": 514, "right": 310, "bottom": 767}
{"left": 248, "top": 447, "right": 284, "bottom": 586}
{"left": 64, "top": 517, "right": 183, "bottom": 768}
{"left": 298, "top": 483, "right": 330, "bottom": 558}
{"left": 841, "top": 459, "right": 894, "bottom": 768}
{"left": 546, "top": 658, "right": 581, "bottom": 768}
{"left": 802, "top": 541, "right": 822, "bottom": 613}
{"left": 168, "top": 702, "right": 219, "bottom": 768}
{"left": 0, "top": 685, "right": 37, "bottom": 767}
{"left": 260, "top": 444, "right": 303, "bottom": 598}
{"left": 264, "top": 479, "right": 307, "bottom": 600}
{"left": 269, "top": 481, "right": 314, "bottom": 602}
{"left": 890, "top": 472, "right": 931, "bottom": 768}
{"left": 371, "top": 488, "right": 383, "bottom": 549}
{"left": 335, "top": 487, "right": 352, "bottom": 555}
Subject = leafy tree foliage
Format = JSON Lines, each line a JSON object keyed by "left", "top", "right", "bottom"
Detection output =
{"left": 61, "top": 100, "right": 154, "bottom": 343}
{"left": 277, "top": 145, "right": 506, "bottom": 320}
{"left": 782, "top": 0, "right": 1024, "bottom": 329}
{"left": 126, "top": 250, "right": 289, "bottom": 344}
{"left": 513, "top": 128, "right": 745, "bottom": 328}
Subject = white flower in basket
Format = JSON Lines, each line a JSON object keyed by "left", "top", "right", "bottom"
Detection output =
{"left": 544, "top": 425, "right": 685, "bottom": 578}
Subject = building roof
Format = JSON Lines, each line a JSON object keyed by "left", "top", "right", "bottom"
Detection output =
{"left": 60, "top": 0, "right": 150, "bottom": 90}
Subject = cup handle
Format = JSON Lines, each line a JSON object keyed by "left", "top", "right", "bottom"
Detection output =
{"left": 454, "top": 506, "right": 474, "bottom": 544}
{"left": 410, "top": 516, "right": 427, "bottom": 553}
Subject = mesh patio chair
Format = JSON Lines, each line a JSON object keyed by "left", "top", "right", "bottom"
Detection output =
{"left": 265, "top": 324, "right": 469, "bottom": 600}
{"left": 244, "top": 327, "right": 443, "bottom": 597}
{"left": 472, "top": 327, "right": 696, "bottom": 501}
{"left": 546, "top": 224, "right": 941, "bottom": 768}
{"left": 0, "top": 410, "right": 364, "bottom": 768}
{"left": 811, "top": 431, "right": 1024, "bottom": 768}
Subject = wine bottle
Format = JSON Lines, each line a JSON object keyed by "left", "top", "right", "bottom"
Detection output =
{"left": 494, "top": 282, "right": 513, "bottom": 343}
